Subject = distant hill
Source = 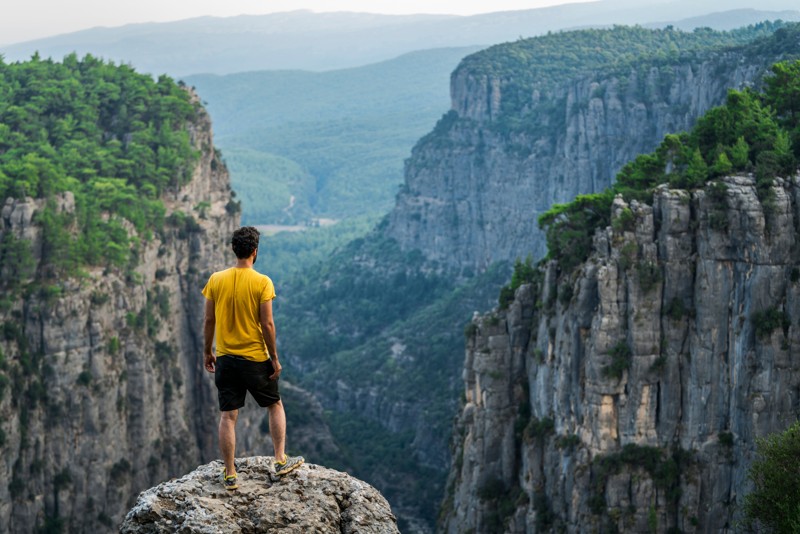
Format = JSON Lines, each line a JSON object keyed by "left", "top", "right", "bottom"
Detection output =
{"left": 185, "top": 46, "right": 483, "bottom": 224}
{"left": 4, "top": 0, "right": 800, "bottom": 76}
{"left": 646, "top": 8, "right": 800, "bottom": 31}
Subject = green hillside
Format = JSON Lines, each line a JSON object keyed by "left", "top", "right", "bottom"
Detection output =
{"left": 185, "top": 46, "right": 482, "bottom": 225}
{"left": 451, "top": 22, "right": 785, "bottom": 132}
{"left": 0, "top": 54, "right": 200, "bottom": 292}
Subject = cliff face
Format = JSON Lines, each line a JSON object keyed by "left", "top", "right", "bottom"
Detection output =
{"left": 444, "top": 174, "right": 800, "bottom": 532}
{"left": 121, "top": 457, "right": 400, "bottom": 533}
{"left": 0, "top": 103, "right": 238, "bottom": 533}
{"left": 387, "top": 47, "right": 796, "bottom": 271}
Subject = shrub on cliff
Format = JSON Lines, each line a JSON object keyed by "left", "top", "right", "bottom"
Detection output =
{"left": 742, "top": 421, "right": 800, "bottom": 532}
{"left": 539, "top": 59, "right": 800, "bottom": 275}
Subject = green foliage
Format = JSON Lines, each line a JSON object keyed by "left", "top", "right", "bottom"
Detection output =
{"left": 729, "top": 136, "right": 751, "bottom": 169}
{"left": 498, "top": 256, "right": 539, "bottom": 309}
{"left": 76, "top": 371, "right": 92, "bottom": 387}
{"left": 53, "top": 469, "right": 72, "bottom": 491}
{"left": 0, "top": 233, "right": 34, "bottom": 293}
{"left": 707, "top": 181, "right": 729, "bottom": 231}
{"left": 603, "top": 341, "right": 632, "bottom": 380}
{"left": 90, "top": 291, "right": 109, "bottom": 306}
{"left": 110, "top": 458, "right": 131, "bottom": 481}
{"left": 456, "top": 24, "right": 786, "bottom": 133}
{"left": 684, "top": 148, "right": 709, "bottom": 187}
{"left": 650, "top": 355, "right": 667, "bottom": 373}
{"left": 558, "top": 283, "right": 574, "bottom": 305}
{"left": 523, "top": 417, "right": 555, "bottom": 443}
{"left": 763, "top": 60, "right": 800, "bottom": 125}
{"left": 712, "top": 151, "right": 733, "bottom": 176}
{"left": 648, "top": 505, "right": 658, "bottom": 533}
{"left": 619, "top": 242, "right": 637, "bottom": 271}
{"left": 539, "top": 59, "right": 800, "bottom": 275}
{"left": 637, "top": 261, "right": 661, "bottom": 293}
{"left": 533, "top": 491, "right": 554, "bottom": 531}
{"left": 718, "top": 432, "right": 734, "bottom": 447}
{"left": 611, "top": 207, "right": 635, "bottom": 233}
{"left": 665, "top": 297, "right": 688, "bottom": 321}
{"left": 555, "top": 434, "right": 582, "bottom": 451}
{"left": 154, "top": 341, "right": 172, "bottom": 359}
{"left": 477, "top": 478, "right": 525, "bottom": 531}
{"left": 752, "top": 307, "right": 790, "bottom": 339}
{"left": 37, "top": 515, "right": 64, "bottom": 534}
{"left": 538, "top": 191, "right": 614, "bottom": 273}
{"left": 478, "top": 477, "right": 506, "bottom": 500}
{"left": 0, "top": 373, "right": 8, "bottom": 400}
{"left": 0, "top": 54, "right": 199, "bottom": 278}
{"left": 742, "top": 421, "right": 800, "bottom": 533}
{"left": 464, "top": 322, "right": 479, "bottom": 338}
{"left": 591, "top": 444, "right": 689, "bottom": 516}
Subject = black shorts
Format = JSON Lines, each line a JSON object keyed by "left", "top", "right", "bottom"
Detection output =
{"left": 214, "top": 355, "right": 280, "bottom": 411}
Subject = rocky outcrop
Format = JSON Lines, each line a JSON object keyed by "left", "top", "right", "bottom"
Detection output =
{"left": 387, "top": 37, "right": 800, "bottom": 272}
{"left": 121, "top": 457, "right": 399, "bottom": 533}
{"left": 443, "top": 174, "right": 800, "bottom": 532}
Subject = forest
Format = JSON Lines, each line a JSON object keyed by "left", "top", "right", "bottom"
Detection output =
{"left": 454, "top": 22, "right": 788, "bottom": 131}
{"left": 0, "top": 54, "right": 199, "bottom": 294}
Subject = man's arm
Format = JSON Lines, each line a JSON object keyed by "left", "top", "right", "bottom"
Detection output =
{"left": 259, "top": 299, "right": 281, "bottom": 380}
{"left": 203, "top": 298, "right": 216, "bottom": 373}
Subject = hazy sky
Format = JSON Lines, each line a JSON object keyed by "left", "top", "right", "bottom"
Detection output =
{"left": 2, "top": 0, "right": 582, "bottom": 45}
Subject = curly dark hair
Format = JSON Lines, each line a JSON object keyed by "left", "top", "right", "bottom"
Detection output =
{"left": 231, "top": 226, "right": 260, "bottom": 259}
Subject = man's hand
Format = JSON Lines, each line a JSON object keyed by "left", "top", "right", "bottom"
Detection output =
{"left": 269, "top": 358, "right": 282, "bottom": 380}
{"left": 204, "top": 351, "right": 216, "bottom": 373}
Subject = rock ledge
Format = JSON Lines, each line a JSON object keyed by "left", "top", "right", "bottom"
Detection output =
{"left": 120, "top": 457, "right": 399, "bottom": 533}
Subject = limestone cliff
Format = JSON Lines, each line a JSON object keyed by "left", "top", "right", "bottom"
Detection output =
{"left": 387, "top": 27, "right": 800, "bottom": 271}
{"left": 0, "top": 100, "right": 238, "bottom": 533}
{"left": 444, "top": 174, "right": 800, "bottom": 532}
{"left": 121, "top": 457, "right": 399, "bottom": 533}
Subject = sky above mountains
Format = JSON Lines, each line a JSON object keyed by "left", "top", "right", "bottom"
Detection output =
{"left": 1, "top": 0, "right": 580, "bottom": 44}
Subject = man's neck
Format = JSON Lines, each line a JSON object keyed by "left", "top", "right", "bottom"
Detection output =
{"left": 235, "top": 259, "right": 254, "bottom": 269}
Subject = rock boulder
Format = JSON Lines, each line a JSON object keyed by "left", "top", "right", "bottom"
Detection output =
{"left": 121, "top": 457, "right": 400, "bottom": 534}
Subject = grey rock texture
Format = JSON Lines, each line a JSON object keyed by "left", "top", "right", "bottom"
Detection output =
{"left": 121, "top": 457, "right": 399, "bottom": 534}
{"left": 387, "top": 46, "right": 797, "bottom": 272}
{"left": 0, "top": 99, "right": 267, "bottom": 533}
{"left": 443, "top": 175, "right": 800, "bottom": 533}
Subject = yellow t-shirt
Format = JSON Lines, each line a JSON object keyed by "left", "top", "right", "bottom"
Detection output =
{"left": 201, "top": 267, "right": 276, "bottom": 362}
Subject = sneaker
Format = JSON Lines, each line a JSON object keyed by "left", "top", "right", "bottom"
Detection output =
{"left": 221, "top": 467, "right": 239, "bottom": 490}
{"left": 274, "top": 455, "right": 304, "bottom": 476}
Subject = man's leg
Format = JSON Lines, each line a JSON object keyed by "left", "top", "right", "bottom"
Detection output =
{"left": 219, "top": 409, "right": 239, "bottom": 475}
{"left": 267, "top": 400, "right": 286, "bottom": 461}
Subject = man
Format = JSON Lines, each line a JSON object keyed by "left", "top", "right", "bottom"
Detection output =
{"left": 202, "top": 226, "right": 304, "bottom": 490}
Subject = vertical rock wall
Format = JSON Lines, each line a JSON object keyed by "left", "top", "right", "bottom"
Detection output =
{"left": 0, "top": 104, "right": 239, "bottom": 533}
{"left": 445, "top": 175, "right": 800, "bottom": 533}
{"left": 387, "top": 49, "right": 794, "bottom": 272}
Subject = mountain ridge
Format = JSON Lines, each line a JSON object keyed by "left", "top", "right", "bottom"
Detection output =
{"left": 5, "top": 2, "right": 800, "bottom": 75}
